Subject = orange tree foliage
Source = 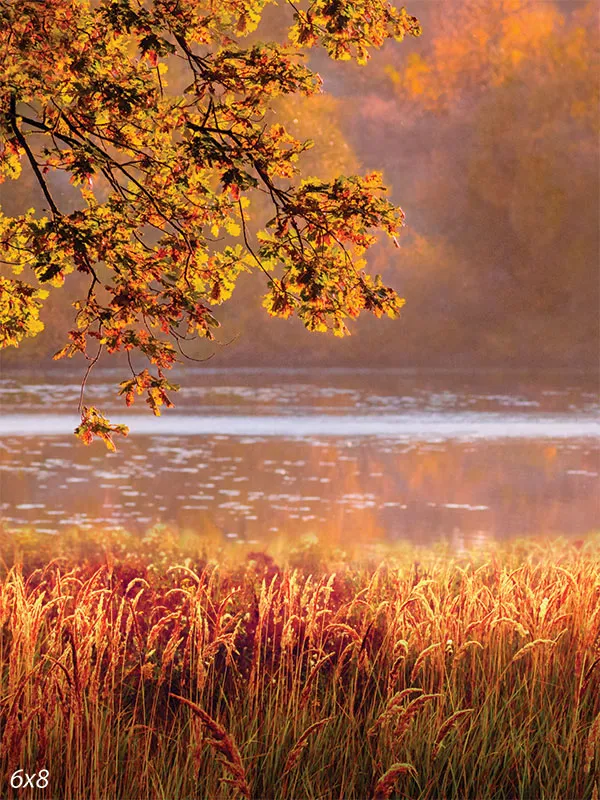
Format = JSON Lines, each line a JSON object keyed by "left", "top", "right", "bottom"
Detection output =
{"left": 388, "top": 0, "right": 598, "bottom": 120}
{"left": 379, "top": 0, "right": 599, "bottom": 365}
{"left": 0, "top": 0, "right": 420, "bottom": 447}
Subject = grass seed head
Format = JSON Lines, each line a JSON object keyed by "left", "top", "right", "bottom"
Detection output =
{"left": 432, "top": 709, "right": 474, "bottom": 759}
{"left": 283, "top": 716, "right": 333, "bottom": 776}
{"left": 372, "top": 762, "right": 418, "bottom": 799}
{"left": 170, "top": 694, "right": 251, "bottom": 799}
{"left": 511, "top": 638, "right": 556, "bottom": 664}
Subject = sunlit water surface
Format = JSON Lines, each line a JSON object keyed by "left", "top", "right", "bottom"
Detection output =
{"left": 1, "top": 369, "right": 598, "bottom": 547}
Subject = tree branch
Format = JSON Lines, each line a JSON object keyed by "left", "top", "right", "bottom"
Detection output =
{"left": 9, "top": 94, "right": 61, "bottom": 218}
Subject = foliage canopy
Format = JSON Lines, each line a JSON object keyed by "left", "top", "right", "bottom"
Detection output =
{"left": 0, "top": 0, "right": 420, "bottom": 447}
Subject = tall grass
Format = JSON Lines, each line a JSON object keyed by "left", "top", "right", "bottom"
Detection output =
{"left": 1, "top": 528, "right": 599, "bottom": 799}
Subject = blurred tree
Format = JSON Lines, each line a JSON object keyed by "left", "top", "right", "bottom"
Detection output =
{"left": 380, "top": 0, "right": 599, "bottom": 366}
{"left": 0, "top": 0, "right": 420, "bottom": 447}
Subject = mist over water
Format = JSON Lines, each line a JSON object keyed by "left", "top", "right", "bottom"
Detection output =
{"left": 1, "top": 369, "right": 598, "bottom": 547}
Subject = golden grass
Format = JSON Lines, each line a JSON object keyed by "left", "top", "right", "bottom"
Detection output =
{"left": 0, "top": 527, "right": 599, "bottom": 799}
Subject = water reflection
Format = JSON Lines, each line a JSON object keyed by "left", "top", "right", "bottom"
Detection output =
{"left": 1, "top": 432, "right": 598, "bottom": 546}
{"left": 1, "top": 370, "right": 598, "bottom": 547}
{"left": 1, "top": 367, "right": 599, "bottom": 416}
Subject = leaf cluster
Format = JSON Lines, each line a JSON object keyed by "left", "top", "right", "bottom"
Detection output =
{"left": 0, "top": 0, "right": 420, "bottom": 445}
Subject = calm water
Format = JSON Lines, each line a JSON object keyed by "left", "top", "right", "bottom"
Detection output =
{"left": 0, "top": 369, "right": 598, "bottom": 547}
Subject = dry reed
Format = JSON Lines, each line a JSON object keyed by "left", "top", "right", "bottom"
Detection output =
{"left": 0, "top": 526, "right": 598, "bottom": 799}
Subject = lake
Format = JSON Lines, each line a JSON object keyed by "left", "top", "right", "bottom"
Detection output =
{"left": 0, "top": 368, "right": 598, "bottom": 548}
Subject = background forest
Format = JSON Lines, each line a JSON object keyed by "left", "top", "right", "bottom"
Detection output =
{"left": 2, "top": 0, "right": 598, "bottom": 371}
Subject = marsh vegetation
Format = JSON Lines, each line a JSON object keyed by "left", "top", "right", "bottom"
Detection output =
{"left": 1, "top": 528, "right": 599, "bottom": 799}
